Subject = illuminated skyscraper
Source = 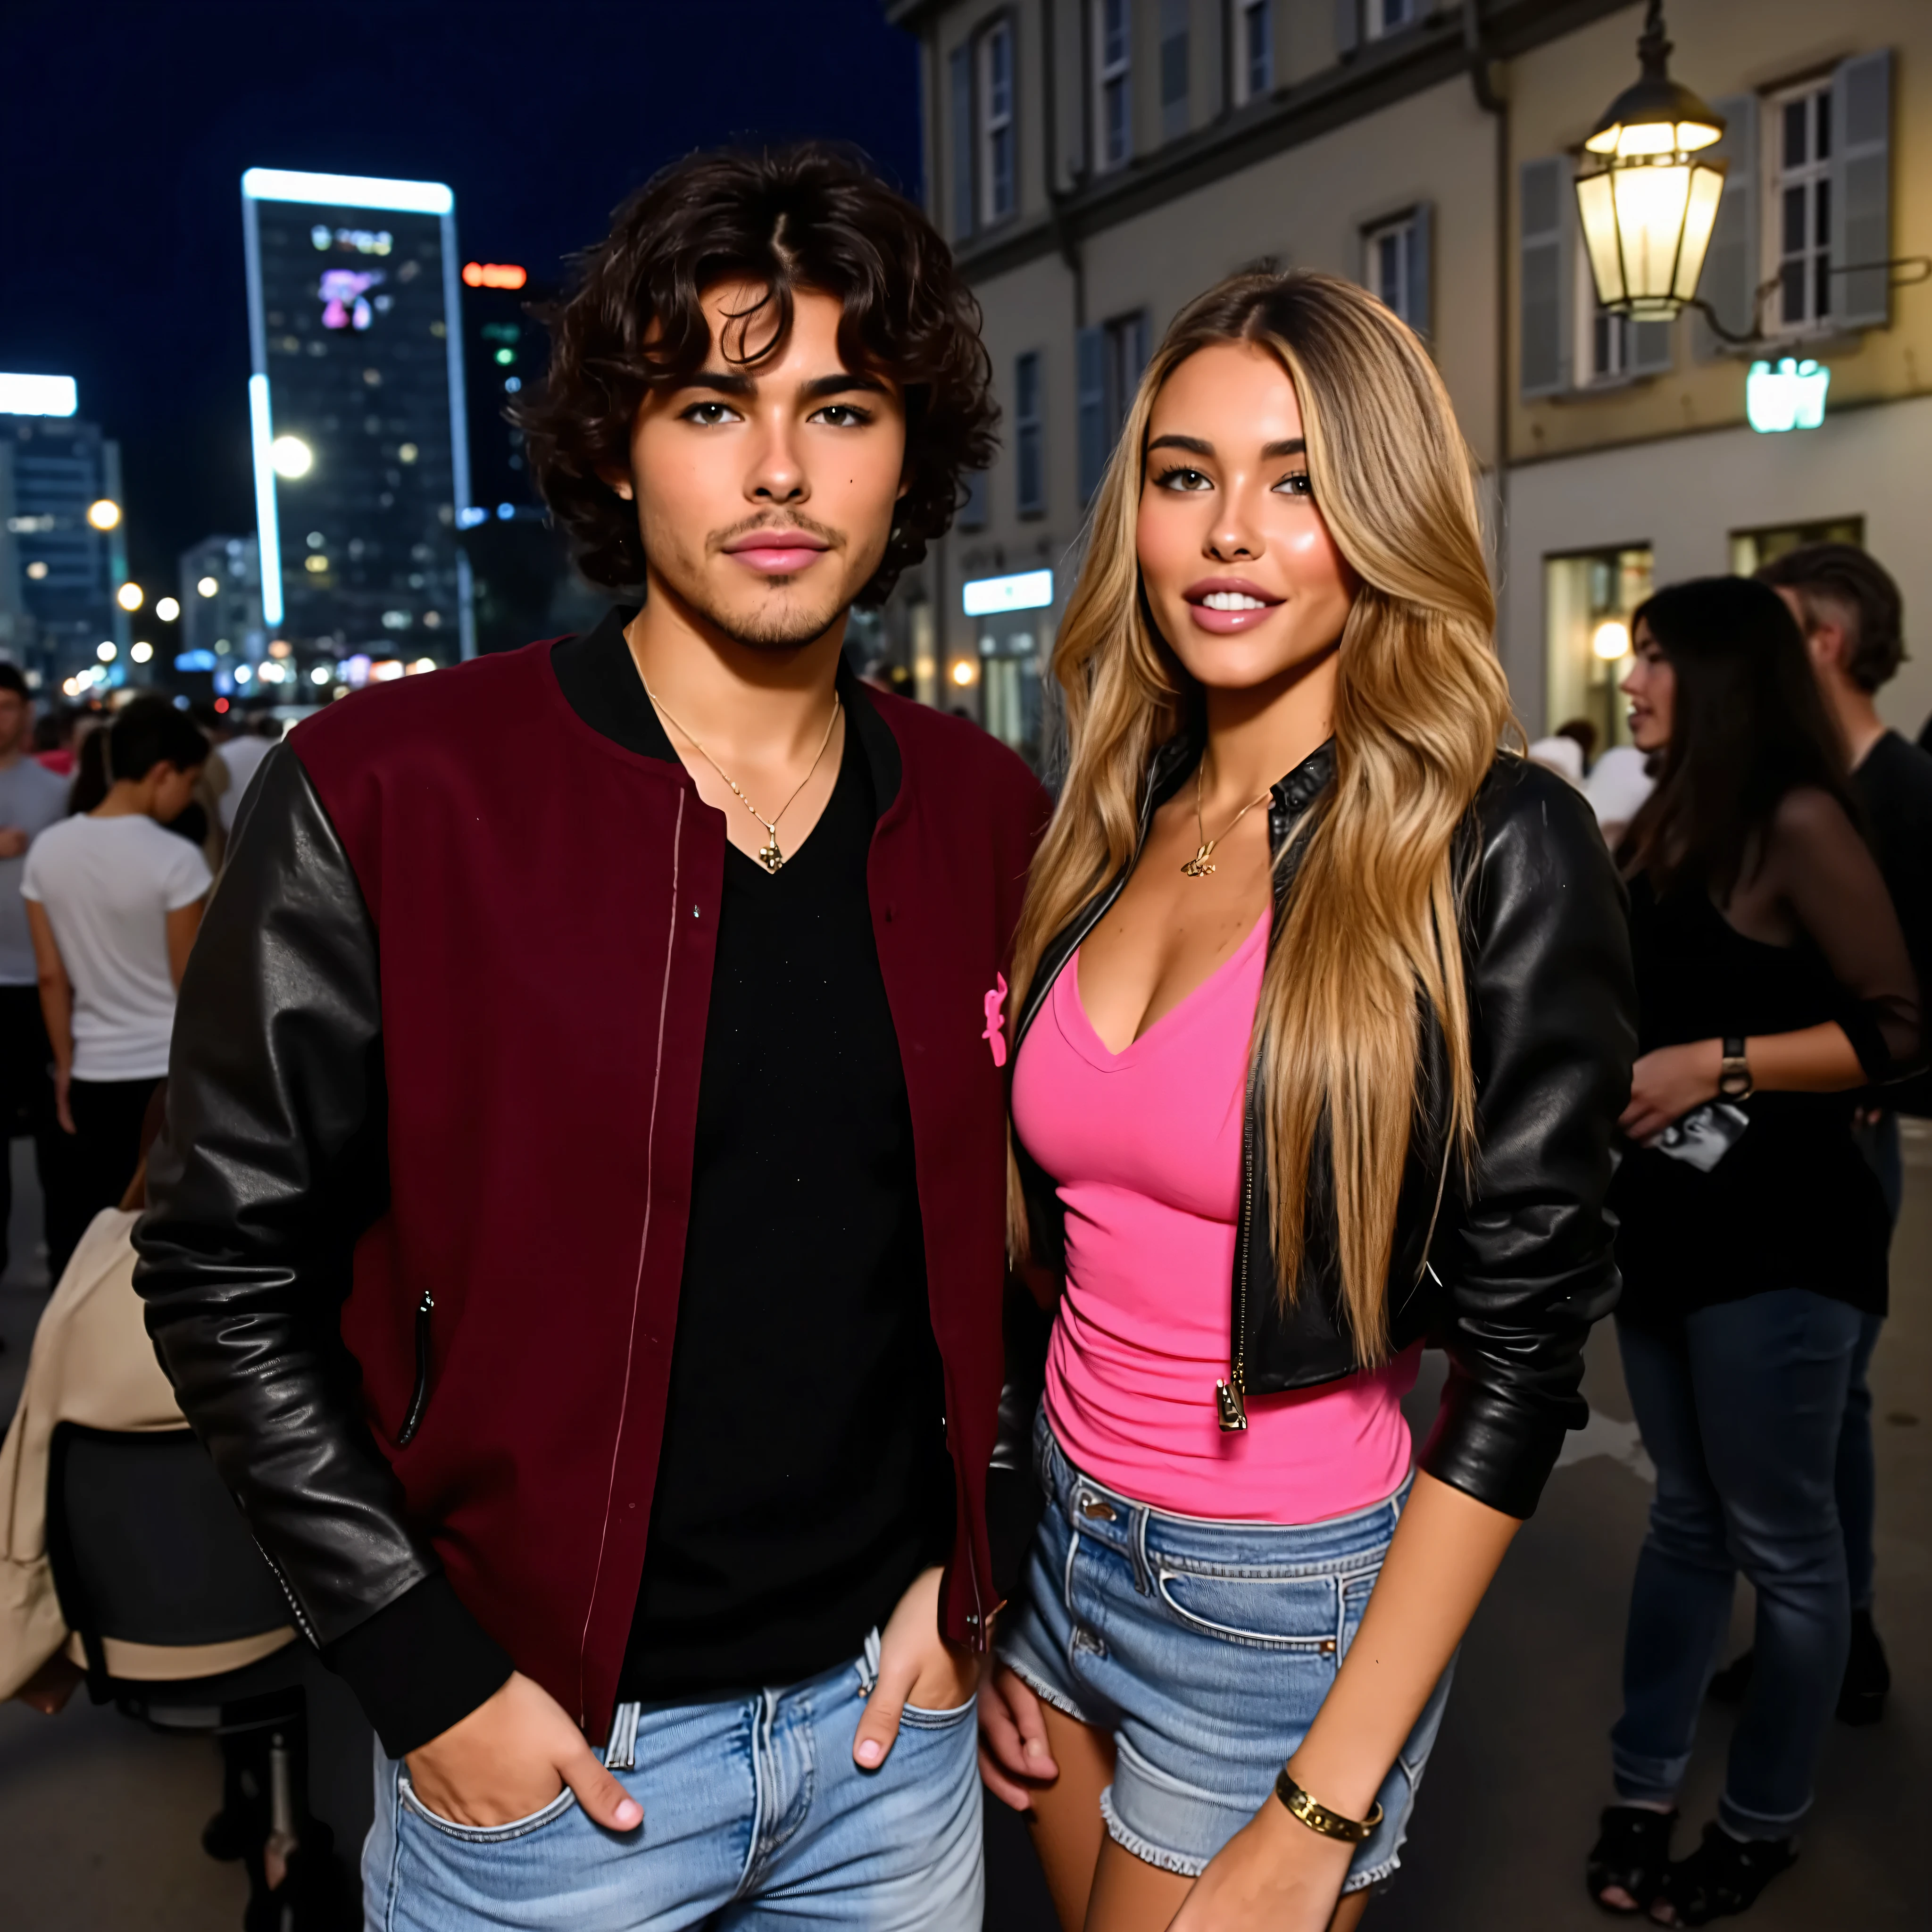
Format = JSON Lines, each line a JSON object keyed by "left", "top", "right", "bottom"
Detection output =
{"left": 0, "top": 375, "right": 127, "bottom": 685}
{"left": 242, "top": 169, "right": 473, "bottom": 660}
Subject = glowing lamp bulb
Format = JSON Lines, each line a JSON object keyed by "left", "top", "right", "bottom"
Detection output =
{"left": 1592, "top": 620, "right": 1632, "bottom": 662}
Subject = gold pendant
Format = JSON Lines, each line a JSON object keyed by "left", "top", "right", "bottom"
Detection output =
{"left": 758, "top": 837, "right": 784, "bottom": 874}
{"left": 1182, "top": 843, "right": 1216, "bottom": 879}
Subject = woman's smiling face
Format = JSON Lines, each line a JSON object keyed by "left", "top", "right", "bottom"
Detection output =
{"left": 1134, "top": 341, "right": 1358, "bottom": 694}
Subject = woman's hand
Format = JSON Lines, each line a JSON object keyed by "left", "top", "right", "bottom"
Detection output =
{"left": 852, "top": 1566, "right": 980, "bottom": 1770}
{"left": 1167, "top": 1796, "right": 1355, "bottom": 1931}
{"left": 52, "top": 1066, "right": 74, "bottom": 1136}
{"left": 977, "top": 1661, "right": 1059, "bottom": 1810}
{"left": 1620, "top": 1039, "right": 1721, "bottom": 1142}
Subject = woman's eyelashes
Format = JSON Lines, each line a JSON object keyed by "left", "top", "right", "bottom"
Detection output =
{"left": 1149, "top": 465, "right": 1315, "bottom": 497}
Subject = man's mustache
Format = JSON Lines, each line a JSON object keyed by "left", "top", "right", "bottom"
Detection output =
{"left": 707, "top": 511, "right": 844, "bottom": 553}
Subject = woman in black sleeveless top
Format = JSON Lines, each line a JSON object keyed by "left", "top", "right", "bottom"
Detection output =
{"left": 1588, "top": 578, "right": 1917, "bottom": 1925}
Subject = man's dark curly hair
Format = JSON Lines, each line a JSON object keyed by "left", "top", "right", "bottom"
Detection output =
{"left": 515, "top": 142, "right": 996, "bottom": 607}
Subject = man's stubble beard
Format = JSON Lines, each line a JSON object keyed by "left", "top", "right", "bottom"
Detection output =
{"left": 681, "top": 576, "right": 851, "bottom": 655}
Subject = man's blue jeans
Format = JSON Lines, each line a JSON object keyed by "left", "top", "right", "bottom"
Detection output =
{"left": 362, "top": 1636, "right": 983, "bottom": 1930}
{"left": 1612, "top": 1291, "right": 1859, "bottom": 1839}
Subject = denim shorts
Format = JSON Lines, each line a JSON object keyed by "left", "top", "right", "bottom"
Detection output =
{"left": 997, "top": 1409, "right": 1454, "bottom": 1890}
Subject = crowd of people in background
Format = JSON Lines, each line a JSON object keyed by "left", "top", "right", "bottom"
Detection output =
{"left": 0, "top": 685, "right": 283, "bottom": 1313}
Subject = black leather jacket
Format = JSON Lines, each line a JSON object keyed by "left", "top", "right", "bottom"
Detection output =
{"left": 1004, "top": 739, "right": 1635, "bottom": 1524}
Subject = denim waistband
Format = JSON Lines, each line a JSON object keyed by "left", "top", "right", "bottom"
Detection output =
{"left": 1034, "top": 1407, "right": 1409, "bottom": 1580}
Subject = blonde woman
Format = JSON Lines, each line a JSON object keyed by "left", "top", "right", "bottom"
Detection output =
{"left": 976, "top": 271, "right": 1635, "bottom": 1932}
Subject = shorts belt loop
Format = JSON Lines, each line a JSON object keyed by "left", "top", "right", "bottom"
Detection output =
{"left": 1131, "top": 1503, "right": 1155, "bottom": 1598}
{"left": 603, "top": 1700, "right": 641, "bottom": 1772}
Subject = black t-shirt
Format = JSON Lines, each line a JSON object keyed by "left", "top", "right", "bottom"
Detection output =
{"left": 1855, "top": 730, "right": 1932, "bottom": 1115}
{"left": 552, "top": 613, "right": 953, "bottom": 1702}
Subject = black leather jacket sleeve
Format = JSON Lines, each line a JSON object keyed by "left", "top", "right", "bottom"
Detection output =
{"left": 1418, "top": 764, "right": 1636, "bottom": 1518}
{"left": 133, "top": 743, "right": 510, "bottom": 1754}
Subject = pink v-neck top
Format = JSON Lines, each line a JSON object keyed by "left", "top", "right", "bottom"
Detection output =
{"left": 1011, "top": 912, "right": 1418, "bottom": 1523}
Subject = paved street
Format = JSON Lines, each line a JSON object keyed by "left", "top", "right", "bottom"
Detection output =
{"left": 3, "top": 1131, "right": 1925, "bottom": 1930}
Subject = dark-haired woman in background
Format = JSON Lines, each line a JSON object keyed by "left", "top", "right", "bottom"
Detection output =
{"left": 1589, "top": 577, "right": 1918, "bottom": 1925}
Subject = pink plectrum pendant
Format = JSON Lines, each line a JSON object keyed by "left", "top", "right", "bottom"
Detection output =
{"left": 982, "top": 973, "right": 1009, "bottom": 1068}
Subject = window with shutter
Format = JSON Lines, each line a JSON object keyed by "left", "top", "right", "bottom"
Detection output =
{"left": 1015, "top": 351, "right": 1045, "bottom": 518}
{"left": 1335, "top": 0, "right": 1360, "bottom": 60}
{"left": 1077, "top": 325, "right": 1108, "bottom": 503}
{"left": 958, "top": 468, "right": 989, "bottom": 531}
{"left": 1766, "top": 77, "right": 1834, "bottom": 334}
{"left": 1093, "top": 0, "right": 1133, "bottom": 173}
{"left": 1520, "top": 157, "right": 1572, "bottom": 398}
{"left": 978, "top": 17, "right": 1017, "bottom": 226}
{"left": 1832, "top": 49, "right": 1893, "bottom": 332}
{"left": 1362, "top": 206, "right": 1431, "bottom": 337}
{"left": 1693, "top": 93, "right": 1757, "bottom": 359}
{"left": 1159, "top": 0, "right": 1190, "bottom": 143}
{"left": 1232, "top": 0, "right": 1273, "bottom": 107}
{"left": 949, "top": 46, "right": 974, "bottom": 242}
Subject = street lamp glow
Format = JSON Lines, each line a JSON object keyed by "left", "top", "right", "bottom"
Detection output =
{"left": 1574, "top": 4, "right": 1726, "bottom": 320}
{"left": 98, "top": 641, "right": 117, "bottom": 662}
{"left": 87, "top": 498, "right": 122, "bottom": 531}
{"left": 311, "top": 664, "right": 332, "bottom": 684}
{"left": 1592, "top": 620, "right": 1632, "bottom": 662}
{"left": 234, "top": 665, "right": 253, "bottom": 684}
{"left": 271, "top": 434, "right": 314, "bottom": 479}
{"left": 116, "top": 583, "right": 143, "bottom": 612}
{"left": 156, "top": 595, "right": 181, "bottom": 622}
{"left": 197, "top": 575, "right": 220, "bottom": 598}
{"left": 131, "top": 642, "right": 154, "bottom": 664}
{"left": 950, "top": 659, "right": 978, "bottom": 687}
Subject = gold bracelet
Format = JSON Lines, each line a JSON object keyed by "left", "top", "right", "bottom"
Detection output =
{"left": 1273, "top": 1768, "right": 1383, "bottom": 1844}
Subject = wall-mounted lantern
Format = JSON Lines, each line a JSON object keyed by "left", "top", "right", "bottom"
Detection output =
{"left": 1574, "top": 1, "right": 1726, "bottom": 320}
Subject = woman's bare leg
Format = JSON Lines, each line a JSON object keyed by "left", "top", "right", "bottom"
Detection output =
{"left": 1023, "top": 1700, "right": 1118, "bottom": 1932}
{"left": 1082, "top": 1825, "right": 1375, "bottom": 1932}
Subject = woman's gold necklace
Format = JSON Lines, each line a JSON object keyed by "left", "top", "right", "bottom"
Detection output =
{"left": 1181, "top": 762, "right": 1272, "bottom": 879}
{"left": 643, "top": 683, "right": 842, "bottom": 874}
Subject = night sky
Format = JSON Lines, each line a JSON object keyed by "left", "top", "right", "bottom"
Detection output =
{"left": 0, "top": 0, "right": 921, "bottom": 593}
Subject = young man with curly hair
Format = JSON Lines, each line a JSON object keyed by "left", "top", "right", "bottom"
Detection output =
{"left": 135, "top": 146, "right": 1047, "bottom": 1929}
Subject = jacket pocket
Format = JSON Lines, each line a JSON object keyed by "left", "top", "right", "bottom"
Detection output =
{"left": 397, "top": 1290, "right": 434, "bottom": 1447}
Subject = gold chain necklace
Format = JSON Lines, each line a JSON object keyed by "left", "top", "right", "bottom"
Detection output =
{"left": 1181, "top": 762, "right": 1271, "bottom": 879}
{"left": 644, "top": 682, "right": 842, "bottom": 874}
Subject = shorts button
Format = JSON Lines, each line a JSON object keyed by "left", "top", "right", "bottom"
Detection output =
{"left": 1320, "top": 1639, "right": 1337, "bottom": 1655}
{"left": 1077, "top": 1491, "right": 1118, "bottom": 1523}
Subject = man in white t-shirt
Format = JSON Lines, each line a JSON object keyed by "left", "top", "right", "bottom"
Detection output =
{"left": 0, "top": 665, "right": 71, "bottom": 1291}
{"left": 214, "top": 716, "right": 279, "bottom": 834}
{"left": 22, "top": 699, "right": 210, "bottom": 1279}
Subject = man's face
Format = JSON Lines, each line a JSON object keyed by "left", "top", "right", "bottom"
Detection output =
{"left": 0, "top": 692, "right": 28, "bottom": 755}
{"left": 610, "top": 283, "right": 908, "bottom": 651}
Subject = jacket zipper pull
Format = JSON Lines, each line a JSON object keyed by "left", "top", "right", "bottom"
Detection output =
{"left": 397, "top": 1290, "right": 434, "bottom": 1447}
{"left": 1215, "top": 1373, "right": 1248, "bottom": 1433}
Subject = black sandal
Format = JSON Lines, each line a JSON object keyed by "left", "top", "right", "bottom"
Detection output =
{"left": 1649, "top": 1824, "right": 1796, "bottom": 1925}
{"left": 1587, "top": 1806, "right": 1677, "bottom": 1915}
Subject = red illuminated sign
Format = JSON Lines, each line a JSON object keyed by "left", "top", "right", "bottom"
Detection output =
{"left": 463, "top": 262, "right": 528, "bottom": 290}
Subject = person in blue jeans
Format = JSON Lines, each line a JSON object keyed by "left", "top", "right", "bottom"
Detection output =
{"left": 1591, "top": 578, "right": 1919, "bottom": 1925}
{"left": 1712, "top": 541, "right": 1932, "bottom": 1726}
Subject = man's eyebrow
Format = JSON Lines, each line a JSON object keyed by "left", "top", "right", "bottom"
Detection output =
{"left": 799, "top": 371, "right": 891, "bottom": 400}
{"left": 1147, "top": 433, "right": 1214, "bottom": 457}
{"left": 676, "top": 369, "right": 757, "bottom": 397}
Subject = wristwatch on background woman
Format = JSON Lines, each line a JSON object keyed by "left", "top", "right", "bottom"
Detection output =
{"left": 1717, "top": 1036, "right": 1753, "bottom": 1100}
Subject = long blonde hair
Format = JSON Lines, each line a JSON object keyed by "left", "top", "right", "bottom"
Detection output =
{"left": 1009, "top": 271, "right": 1515, "bottom": 1363}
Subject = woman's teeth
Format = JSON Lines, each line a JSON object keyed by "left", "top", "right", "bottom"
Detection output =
{"left": 1200, "top": 591, "right": 1271, "bottom": 610}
